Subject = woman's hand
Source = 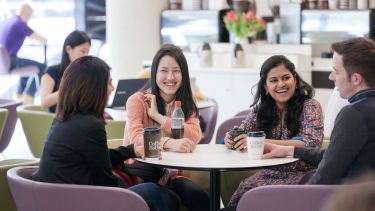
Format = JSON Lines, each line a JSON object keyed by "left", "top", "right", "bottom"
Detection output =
{"left": 165, "top": 138, "right": 196, "bottom": 153}
{"left": 224, "top": 132, "right": 234, "bottom": 149}
{"left": 134, "top": 143, "right": 144, "bottom": 158}
{"left": 144, "top": 93, "right": 159, "bottom": 119}
{"left": 232, "top": 133, "right": 247, "bottom": 151}
{"left": 143, "top": 93, "right": 165, "bottom": 124}
{"left": 224, "top": 132, "right": 247, "bottom": 151}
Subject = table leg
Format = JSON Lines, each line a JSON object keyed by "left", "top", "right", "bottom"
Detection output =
{"left": 210, "top": 170, "right": 220, "bottom": 211}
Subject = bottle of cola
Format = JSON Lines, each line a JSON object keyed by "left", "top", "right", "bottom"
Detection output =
{"left": 171, "top": 100, "right": 184, "bottom": 139}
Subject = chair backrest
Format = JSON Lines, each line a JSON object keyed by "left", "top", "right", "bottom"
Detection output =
{"left": 0, "top": 109, "right": 8, "bottom": 140}
{"left": 17, "top": 105, "right": 55, "bottom": 157}
{"left": 0, "top": 159, "right": 39, "bottom": 211}
{"left": 105, "top": 120, "right": 126, "bottom": 139}
{"left": 17, "top": 105, "right": 126, "bottom": 157}
{"left": 324, "top": 87, "right": 348, "bottom": 139}
{"left": 7, "top": 166, "right": 150, "bottom": 211}
{"left": 234, "top": 109, "right": 250, "bottom": 117}
{"left": 0, "top": 99, "right": 22, "bottom": 153}
{"left": 215, "top": 115, "right": 247, "bottom": 144}
{"left": 237, "top": 184, "right": 341, "bottom": 211}
{"left": 0, "top": 45, "right": 39, "bottom": 76}
{"left": 198, "top": 98, "right": 218, "bottom": 144}
{"left": 0, "top": 45, "right": 11, "bottom": 74}
{"left": 107, "top": 138, "right": 123, "bottom": 149}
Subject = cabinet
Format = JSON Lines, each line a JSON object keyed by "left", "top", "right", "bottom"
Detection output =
{"left": 190, "top": 67, "right": 260, "bottom": 126}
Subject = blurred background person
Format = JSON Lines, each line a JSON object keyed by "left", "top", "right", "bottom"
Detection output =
{"left": 40, "top": 30, "right": 90, "bottom": 113}
{"left": 0, "top": 3, "right": 47, "bottom": 104}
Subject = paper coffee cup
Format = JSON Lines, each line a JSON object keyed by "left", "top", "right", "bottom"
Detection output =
{"left": 143, "top": 127, "right": 161, "bottom": 158}
{"left": 246, "top": 131, "right": 265, "bottom": 160}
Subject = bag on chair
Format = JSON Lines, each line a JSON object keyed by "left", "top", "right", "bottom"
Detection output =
{"left": 112, "top": 164, "right": 139, "bottom": 188}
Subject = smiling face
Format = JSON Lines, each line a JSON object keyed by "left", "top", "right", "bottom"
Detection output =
{"left": 156, "top": 55, "right": 182, "bottom": 102}
{"left": 264, "top": 64, "right": 297, "bottom": 109}
{"left": 67, "top": 42, "right": 90, "bottom": 63}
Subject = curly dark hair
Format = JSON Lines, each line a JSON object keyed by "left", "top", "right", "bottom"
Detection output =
{"left": 250, "top": 55, "right": 314, "bottom": 138}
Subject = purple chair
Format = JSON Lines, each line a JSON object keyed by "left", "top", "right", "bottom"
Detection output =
{"left": 237, "top": 185, "right": 341, "bottom": 211}
{"left": 215, "top": 115, "right": 246, "bottom": 144}
{"left": 0, "top": 46, "right": 40, "bottom": 93}
{"left": 234, "top": 109, "right": 250, "bottom": 117}
{"left": 198, "top": 98, "right": 218, "bottom": 144}
{"left": 0, "top": 99, "right": 22, "bottom": 155}
{"left": 7, "top": 166, "right": 150, "bottom": 211}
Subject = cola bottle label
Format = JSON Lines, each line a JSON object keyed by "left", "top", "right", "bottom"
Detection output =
{"left": 171, "top": 117, "right": 184, "bottom": 139}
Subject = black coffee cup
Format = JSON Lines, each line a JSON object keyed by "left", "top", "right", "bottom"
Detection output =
{"left": 228, "top": 128, "right": 246, "bottom": 150}
{"left": 143, "top": 127, "right": 161, "bottom": 158}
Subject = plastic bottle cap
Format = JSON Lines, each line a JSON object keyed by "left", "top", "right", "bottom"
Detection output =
{"left": 175, "top": 101, "right": 181, "bottom": 107}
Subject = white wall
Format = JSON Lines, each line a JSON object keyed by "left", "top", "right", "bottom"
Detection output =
{"left": 106, "top": 0, "right": 168, "bottom": 84}
{"left": 106, "top": 0, "right": 271, "bottom": 84}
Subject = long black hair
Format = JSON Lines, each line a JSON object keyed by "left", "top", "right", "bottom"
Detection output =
{"left": 59, "top": 30, "right": 91, "bottom": 73}
{"left": 144, "top": 44, "right": 198, "bottom": 119}
{"left": 251, "top": 55, "right": 314, "bottom": 138}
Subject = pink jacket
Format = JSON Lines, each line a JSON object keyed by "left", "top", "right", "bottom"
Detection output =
{"left": 123, "top": 92, "right": 202, "bottom": 148}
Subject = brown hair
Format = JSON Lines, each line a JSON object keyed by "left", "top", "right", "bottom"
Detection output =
{"left": 332, "top": 38, "right": 375, "bottom": 87}
{"left": 56, "top": 56, "right": 110, "bottom": 122}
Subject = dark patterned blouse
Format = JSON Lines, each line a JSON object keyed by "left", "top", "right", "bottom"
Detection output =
{"left": 239, "top": 98, "right": 324, "bottom": 148}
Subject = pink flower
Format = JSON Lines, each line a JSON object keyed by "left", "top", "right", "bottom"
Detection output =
{"left": 224, "top": 10, "right": 266, "bottom": 40}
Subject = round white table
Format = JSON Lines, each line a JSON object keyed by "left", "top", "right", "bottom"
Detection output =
{"left": 136, "top": 144, "right": 298, "bottom": 211}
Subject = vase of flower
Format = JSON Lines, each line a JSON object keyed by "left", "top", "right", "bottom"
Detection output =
{"left": 224, "top": 10, "right": 265, "bottom": 44}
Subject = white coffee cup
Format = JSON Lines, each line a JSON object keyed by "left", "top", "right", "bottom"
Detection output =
{"left": 246, "top": 131, "right": 266, "bottom": 160}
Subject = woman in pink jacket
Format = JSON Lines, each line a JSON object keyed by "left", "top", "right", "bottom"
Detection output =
{"left": 124, "top": 44, "right": 210, "bottom": 211}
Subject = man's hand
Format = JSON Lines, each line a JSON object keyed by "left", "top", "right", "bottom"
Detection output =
{"left": 262, "top": 143, "right": 294, "bottom": 159}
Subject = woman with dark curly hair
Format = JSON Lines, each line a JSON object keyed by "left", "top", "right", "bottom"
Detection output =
{"left": 224, "top": 55, "right": 324, "bottom": 207}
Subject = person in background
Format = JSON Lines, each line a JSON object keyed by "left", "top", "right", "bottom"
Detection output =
{"left": 261, "top": 38, "right": 375, "bottom": 184}
{"left": 32, "top": 56, "right": 180, "bottom": 211}
{"left": 40, "top": 30, "right": 90, "bottom": 113}
{"left": 0, "top": 3, "right": 47, "bottom": 104}
{"left": 225, "top": 55, "right": 324, "bottom": 207}
{"left": 124, "top": 44, "right": 210, "bottom": 211}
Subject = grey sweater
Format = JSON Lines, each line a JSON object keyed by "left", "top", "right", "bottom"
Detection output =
{"left": 294, "top": 88, "right": 375, "bottom": 184}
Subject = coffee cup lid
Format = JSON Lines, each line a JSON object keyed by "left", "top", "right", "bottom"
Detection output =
{"left": 247, "top": 131, "right": 265, "bottom": 137}
{"left": 143, "top": 127, "right": 161, "bottom": 134}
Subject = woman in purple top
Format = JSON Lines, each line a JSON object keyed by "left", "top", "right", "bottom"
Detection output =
{"left": 225, "top": 55, "right": 324, "bottom": 207}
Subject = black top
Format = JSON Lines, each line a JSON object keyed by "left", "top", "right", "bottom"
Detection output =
{"left": 294, "top": 88, "right": 375, "bottom": 184}
{"left": 32, "top": 114, "right": 135, "bottom": 187}
{"left": 44, "top": 64, "right": 63, "bottom": 113}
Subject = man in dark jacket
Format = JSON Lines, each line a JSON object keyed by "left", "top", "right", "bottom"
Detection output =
{"left": 263, "top": 37, "right": 375, "bottom": 184}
